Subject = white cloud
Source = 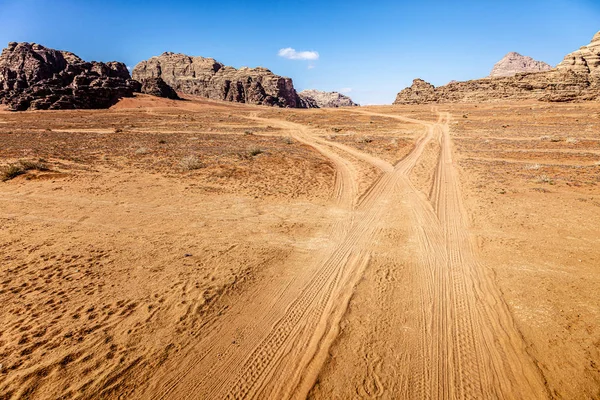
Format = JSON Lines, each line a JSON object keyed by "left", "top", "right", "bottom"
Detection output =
{"left": 307, "top": 65, "right": 315, "bottom": 70}
{"left": 339, "top": 87, "right": 352, "bottom": 93}
{"left": 127, "top": 66, "right": 132, "bottom": 71}
{"left": 278, "top": 47, "right": 319, "bottom": 61}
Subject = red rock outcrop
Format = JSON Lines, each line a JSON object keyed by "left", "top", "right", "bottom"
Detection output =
{"left": 0, "top": 42, "right": 140, "bottom": 111}
{"left": 132, "top": 52, "right": 304, "bottom": 107}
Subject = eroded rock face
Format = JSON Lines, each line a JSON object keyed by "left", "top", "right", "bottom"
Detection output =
{"left": 0, "top": 42, "right": 139, "bottom": 111}
{"left": 394, "top": 31, "right": 600, "bottom": 104}
{"left": 489, "top": 52, "right": 552, "bottom": 78}
{"left": 139, "top": 77, "right": 179, "bottom": 99}
{"left": 297, "top": 89, "right": 358, "bottom": 108}
{"left": 132, "top": 52, "right": 303, "bottom": 107}
{"left": 556, "top": 31, "right": 600, "bottom": 79}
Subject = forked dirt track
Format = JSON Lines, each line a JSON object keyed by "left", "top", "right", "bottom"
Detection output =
{"left": 139, "top": 109, "right": 550, "bottom": 399}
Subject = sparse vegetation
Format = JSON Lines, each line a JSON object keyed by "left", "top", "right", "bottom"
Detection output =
{"left": 537, "top": 174, "right": 555, "bottom": 185}
{"left": 135, "top": 147, "right": 150, "bottom": 155}
{"left": 1, "top": 159, "right": 49, "bottom": 181}
{"left": 248, "top": 147, "right": 263, "bottom": 157}
{"left": 19, "top": 159, "right": 49, "bottom": 171}
{"left": 1, "top": 164, "right": 25, "bottom": 181}
{"left": 540, "top": 135, "right": 561, "bottom": 142}
{"left": 244, "top": 130, "right": 253, "bottom": 135}
{"left": 180, "top": 155, "right": 204, "bottom": 170}
{"left": 524, "top": 163, "right": 541, "bottom": 170}
{"left": 282, "top": 137, "right": 294, "bottom": 145}
{"left": 356, "top": 136, "right": 373, "bottom": 144}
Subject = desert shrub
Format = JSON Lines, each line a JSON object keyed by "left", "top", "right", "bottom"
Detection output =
{"left": 1, "top": 164, "right": 25, "bottom": 181}
{"left": 524, "top": 163, "right": 541, "bottom": 170}
{"left": 135, "top": 147, "right": 150, "bottom": 155}
{"left": 282, "top": 137, "right": 294, "bottom": 145}
{"left": 2, "top": 159, "right": 51, "bottom": 181}
{"left": 537, "top": 174, "right": 554, "bottom": 185}
{"left": 356, "top": 136, "right": 373, "bottom": 144}
{"left": 180, "top": 155, "right": 204, "bottom": 170}
{"left": 248, "top": 147, "right": 263, "bottom": 157}
{"left": 244, "top": 130, "right": 253, "bottom": 135}
{"left": 19, "top": 160, "right": 48, "bottom": 171}
{"left": 540, "top": 135, "right": 561, "bottom": 142}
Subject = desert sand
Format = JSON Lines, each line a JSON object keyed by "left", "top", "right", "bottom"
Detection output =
{"left": 0, "top": 95, "right": 599, "bottom": 399}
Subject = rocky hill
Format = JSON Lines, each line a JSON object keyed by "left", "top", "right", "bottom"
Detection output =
{"left": 297, "top": 90, "right": 358, "bottom": 108}
{"left": 394, "top": 31, "right": 600, "bottom": 104}
{"left": 0, "top": 42, "right": 140, "bottom": 111}
{"left": 133, "top": 53, "right": 305, "bottom": 108}
{"left": 489, "top": 52, "right": 552, "bottom": 77}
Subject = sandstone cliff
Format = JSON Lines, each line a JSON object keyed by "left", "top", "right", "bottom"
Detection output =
{"left": 298, "top": 90, "right": 358, "bottom": 108}
{"left": 132, "top": 52, "right": 304, "bottom": 108}
{"left": 394, "top": 31, "right": 600, "bottom": 104}
{"left": 0, "top": 42, "right": 140, "bottom": 111}
{"left": 489, "top": 52, "right": 552, "bottom": 77}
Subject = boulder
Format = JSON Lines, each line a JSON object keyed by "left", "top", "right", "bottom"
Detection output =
{"left": 0, "top": 42, "right": 139, "bottom": 111}
{"left": 133, "top": 52, "right": 303, "bottom": 107}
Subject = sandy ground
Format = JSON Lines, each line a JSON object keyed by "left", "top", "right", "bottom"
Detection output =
{"left": 0, "top": 96, "right": 598, "bottom": 399}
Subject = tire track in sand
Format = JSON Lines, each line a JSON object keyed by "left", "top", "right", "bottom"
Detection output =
{"left": 139, "top": 114, "right": 425, "bottom": 399}
{"left": 352, "top": 109, "right": 550, "bottom": 398}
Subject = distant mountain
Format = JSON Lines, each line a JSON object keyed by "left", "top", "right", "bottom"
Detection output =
{"left": 394, "top": 30, "right": 600, "bottom": 104}
{"left": 298, "top": 90, "right": 358, "bottom": 108}
{"left": 489, "top": 52, "right": 552, "bottom": 78}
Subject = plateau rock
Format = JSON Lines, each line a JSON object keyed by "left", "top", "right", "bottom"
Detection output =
{"left": 0, "top": 42, "right": 139, "bottom": 111}
{"left": 298, "top": 89, "right": 358, "bottom": 108}
{"left": 394, "top": 31, "right": 600, "bottom": 104}
{"left": 132, "top": 52, "right": 303, "bottom": 107}
{"left": 489, "top": 52, "right": 552, "bottom": 77}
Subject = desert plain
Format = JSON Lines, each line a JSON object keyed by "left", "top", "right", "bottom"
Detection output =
{"left": 0, "top": 95, "right": 599, "bottom": 399}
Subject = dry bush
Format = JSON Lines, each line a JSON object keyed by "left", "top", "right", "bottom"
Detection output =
{"left": 524, "top": 163, "right": 541, "bottom": 170}
{"left": 248, "top": 147, "right": 263, "bottom": 157}
{"left": 135, "top": 147, "right": 150, "bottom": 155}
{"left": 180, "top": 155, "right": 204, "bottom": 170}
{"left": 1, "top": 159, "right": 49, "bottom": 181}
{"left": 537, "top": 174, "right": 555, "bottom": 185}
{"left": 1, "top": 164, "right": 25, "bottom": 181}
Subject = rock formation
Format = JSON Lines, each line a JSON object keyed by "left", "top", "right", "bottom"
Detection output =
{"left": 394, "top": 31, "right": 600, "bottom": 104}
{"left": 489, "top": 52, "right": 552, "bottom": 78}
{"left": 132, "top": 52, "right": 304, "bottom": 107}
{"left": 139, "top": 77, "right": 179, "bottom": 99}
{"left": 297, "top": 89, "right": 358, "bottom": 108}
{"left": 0, "top": 42, "right": 140, "bottom": 111}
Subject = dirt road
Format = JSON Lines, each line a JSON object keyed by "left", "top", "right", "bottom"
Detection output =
{"left": 135, "top": 109, "right": 550, "bottom": 399}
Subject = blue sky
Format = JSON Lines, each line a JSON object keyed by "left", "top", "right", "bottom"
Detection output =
{"left": 1, "top": 0, "right": 599, "bottom": 104}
